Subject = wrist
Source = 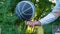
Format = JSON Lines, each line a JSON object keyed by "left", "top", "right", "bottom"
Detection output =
{"left": 34, "top": 21, "right": 41, "bottom": 26}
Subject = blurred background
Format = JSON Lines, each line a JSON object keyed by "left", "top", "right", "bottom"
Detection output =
{"left": 0, "top": 0, "right": 60, "bottom": 34}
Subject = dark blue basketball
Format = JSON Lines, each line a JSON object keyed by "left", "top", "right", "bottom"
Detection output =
{"left": 16, "top": 1, "right": 36, "bottom": 21}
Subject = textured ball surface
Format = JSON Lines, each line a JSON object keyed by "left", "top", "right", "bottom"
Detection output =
{"left": 16, "top": 1, "right": 35, "bottom": 21}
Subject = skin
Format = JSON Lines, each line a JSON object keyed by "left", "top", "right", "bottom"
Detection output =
{"left": 25, "top": 0, "right": 60, "bottom": 27}
{"left": 25, "top": 10, "right": 60, "bottom": 27}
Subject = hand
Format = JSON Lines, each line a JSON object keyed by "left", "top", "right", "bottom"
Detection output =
{"left": 25, "top": 21, "right": 41, "bottom": 27}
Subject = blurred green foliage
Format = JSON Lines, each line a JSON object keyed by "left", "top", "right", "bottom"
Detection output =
{"left": 0, "top": 0, "right": 60, "bottom": 34}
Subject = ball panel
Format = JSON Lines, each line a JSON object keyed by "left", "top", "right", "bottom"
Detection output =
{"left": 22, "top": 3, "right": 31, "bottom": 11}
{"left": 24, "top": 8, "right": 33, "bottom": 15}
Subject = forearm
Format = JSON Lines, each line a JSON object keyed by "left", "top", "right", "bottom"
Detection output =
{"left": 39, "top": 12, "right": 60, "bottom": 25}
{"left": 39, "top": 9, "right": 60, "bottom": 26}
{"left": 39, "top": 0, "right": 60, "bottom": 25}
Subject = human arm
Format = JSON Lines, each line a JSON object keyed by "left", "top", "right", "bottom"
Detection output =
{"left": 26, "top": 0, "right": 60, "bottom": 26}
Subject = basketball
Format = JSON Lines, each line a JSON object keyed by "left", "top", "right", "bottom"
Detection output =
{"left": 16, "top": 1, "right": 36, "bottom": 21}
